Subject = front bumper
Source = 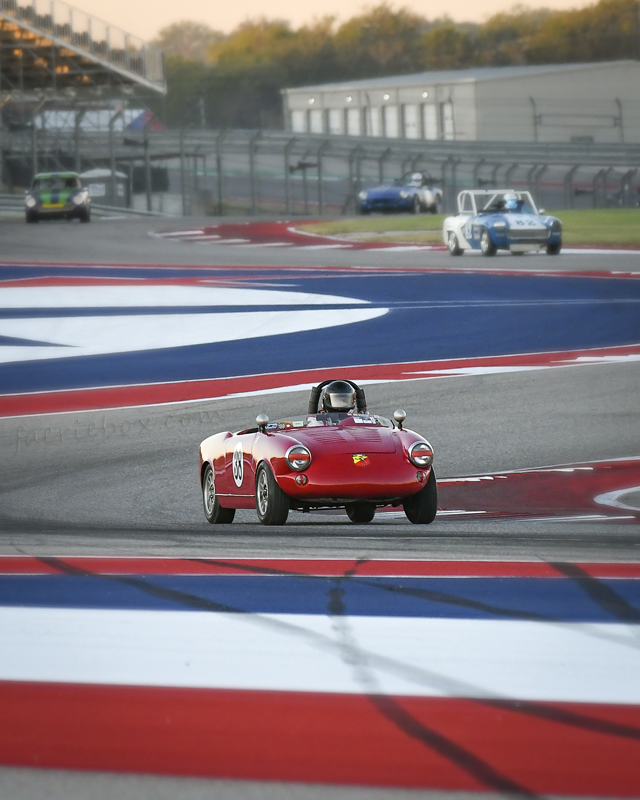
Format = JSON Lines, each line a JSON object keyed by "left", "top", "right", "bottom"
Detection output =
{"left": 275, "top": 453, "right": 431, "bottom": 507}
{"left": 360, "top": 198, "right": 412, "bottom": 213}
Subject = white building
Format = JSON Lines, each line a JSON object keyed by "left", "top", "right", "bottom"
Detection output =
{"left": 282, "top": 61, "right": 640, "bottom": 144}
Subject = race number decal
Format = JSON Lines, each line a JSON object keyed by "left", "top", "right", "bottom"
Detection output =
{"left": 232, "top": 442, "right": 244, "bottom": 487}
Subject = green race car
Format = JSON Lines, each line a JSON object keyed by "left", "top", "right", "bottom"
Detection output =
{"left": 25, "top": 172, "right": 91, "bottom": 223}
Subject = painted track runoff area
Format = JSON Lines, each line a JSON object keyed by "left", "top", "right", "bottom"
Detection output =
{"left": 1, "top": 556, "right": 640, "bottom": 796}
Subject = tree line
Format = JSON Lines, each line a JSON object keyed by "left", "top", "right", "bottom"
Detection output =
{"left": 149, "top": 0, "right": 640, "bottom": 129}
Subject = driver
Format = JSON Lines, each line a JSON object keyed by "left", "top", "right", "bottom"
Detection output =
{"left": 503, "top": 192, "right": 522, "bottom": 211}
{"left": 409, "top": 172, "right": 423, "bottom": 187}
{"left": 320, "top": 380, "right": 357, "bottom": 413}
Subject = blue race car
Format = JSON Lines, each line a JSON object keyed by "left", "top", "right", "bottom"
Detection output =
{"left": 443, "top": 189, "right": 562, "bottom": 256}
{"left": 358, "top": 172, "right": 443, "bottom": 215}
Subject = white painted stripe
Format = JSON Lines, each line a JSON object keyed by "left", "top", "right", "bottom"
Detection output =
{"left": 0, "top": 285, "right": 370, "bottom": 309}
{"left": 0, "top": 307, "right": 387, "bottom": 364}
{"left": 300, "top": 244, "right": 353, "bottom": 250}
{"left": 157, "top": 230, "right": 205, "bottom": 237}
{"left": 0, "top": 608, "right": 638, "bottom": 704}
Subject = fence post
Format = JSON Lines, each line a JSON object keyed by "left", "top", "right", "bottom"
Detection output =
{"left": 109, "top": 107, "right": 123, "bottom": 205}
{"left": 534, "top": 164, "right": 547, "bottom": 207}
{"left": 284, "top": 136, "right": 296, "bottom": 215}
{"left": 74, "top": 107, "right": 86, "bottom": 172}
{"left": 563, "top": 165, "right": 579, "bottom": 209}
{"left": 249, "top": 130, "right": 261, "bottom": 216}
{"left": 473, "top": 157, "right": 486, "bottom": 187}
{"left": 505, "top": 163, "right": 519, "bottom": 188}
{"left": 180, "top": 122, "right": 193, "bottom": 216}
{"left": 378, "top": 147, "right": 391, "bottom": 184}
{"left": 316, "top": 139, "right": 329, "bottom": 216}
{"left": 216, "top": 129, "right": 225, "bottom": 216}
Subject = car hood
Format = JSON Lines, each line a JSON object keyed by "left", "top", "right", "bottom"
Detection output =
{"left": 291, "top": 425, "right": 398, "bottom": 454}
{"left": 363, "top": 185, "right": 408, "bottom": 199}
{"left": 500, "top": 213, "right": 549, "bottom": 230}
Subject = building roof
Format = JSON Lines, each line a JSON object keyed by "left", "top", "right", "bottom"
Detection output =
{"left": 284, "top": 61, "right": 638, "bottom": 94}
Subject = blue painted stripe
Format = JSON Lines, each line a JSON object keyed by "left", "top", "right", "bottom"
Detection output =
{"left": 1, "top": 576, "right": 638, "bottom": 621}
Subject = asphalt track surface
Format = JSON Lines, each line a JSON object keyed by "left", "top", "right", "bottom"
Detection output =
{"left": 1, "top": 215, "right": 640, "bottom": 800}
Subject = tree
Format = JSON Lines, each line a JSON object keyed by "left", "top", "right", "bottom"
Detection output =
{"left": 333, "top": 4, "right": 428, "bottom": 78}
{"left": 525, "top": 0, "right": 640, "bottom": 63}
{"left": 154, "top": 21, "right": 225, "bottom": 62}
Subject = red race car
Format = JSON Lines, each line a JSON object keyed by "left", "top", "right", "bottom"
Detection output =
{"left": 199, "top": 379, "right": 437, "bottom": 526}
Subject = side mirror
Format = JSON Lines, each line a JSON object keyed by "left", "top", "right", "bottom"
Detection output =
{"left": 256, "top": 413, "right": 269, "bottom": 432}
{"left": 393, "top": 409, "right": 406, "bottom": 430}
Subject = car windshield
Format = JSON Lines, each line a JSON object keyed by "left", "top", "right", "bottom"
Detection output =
{"left": 267, "top": 414, "right": 391, "bottom": 430}
{"left": 32, "top": 176, "right": 80, "bottom": 191}
{"left": 476, "top": 193, "right": 537, "bottom": 214}
{"left": 236, "top": 413, "right": 392, "bottom": 436}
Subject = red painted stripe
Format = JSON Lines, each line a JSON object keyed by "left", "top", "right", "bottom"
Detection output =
{"left": 1, "top": 556, "right": 639, "bottom": 578}
{"left": 2, "top": 259, "right": 639, "bottom": 279}
{"left": 1, "top": 682, "right": 639, "bottom": 795}
{"left": 3, "top": 344, "right": 640, "bottom": 418}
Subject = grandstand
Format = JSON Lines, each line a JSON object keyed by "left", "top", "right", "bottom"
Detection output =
{"left": 0, "top": 0, "right": 165, "bottom": 188}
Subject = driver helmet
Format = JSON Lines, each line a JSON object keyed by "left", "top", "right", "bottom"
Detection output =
{"left": 320, "top": 380, "right": 356, "bottom": 413}
{"left": 409, "top": 172, "right": 423, "bottom": 186}
{"left": 504, "top": 192, "right": 518, "bottom": 210}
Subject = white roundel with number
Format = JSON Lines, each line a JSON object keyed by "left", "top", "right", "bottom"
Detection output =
{"left": 232, "top": 442, "right": 244, "bottom": 487}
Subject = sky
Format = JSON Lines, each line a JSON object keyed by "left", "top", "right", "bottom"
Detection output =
{"left": 69, "top": 0, "right": 592, "bottom": 41}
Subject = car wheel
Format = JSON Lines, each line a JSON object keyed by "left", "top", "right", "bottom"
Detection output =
{"left": 447, "top": 232, "right": 463, "bottom": 256}
{"left": 202, "top": 464, "right": 235, "bottom": 524}
{"left": 546, "top": 241, "right": 561, "bottom": 255}
{"left": 359, "top": 205, "right": 371, "bottom": 215}
{"left": 346, "top": 503, "right": 376, "bottom": 524}
{"left": 403, "top": 468, "right": 437, "bottom": 524}
{"left": 410, "top": 195, "right": 421, "bottom": 214}
{"left": 26, "top": 212, "right": 39, "bottom": 223}
{"left": 80, "top": 208, "right": 91, "bottom": 223}
{"left": 480, "top": 229, "right": 497, "bottom": 257}
{"left": 256, "top": 463, "right": 289, "bottom": 525}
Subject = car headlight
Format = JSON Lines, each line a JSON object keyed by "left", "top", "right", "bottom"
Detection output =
{"left": 72, "top": 193, "right": 85, "bottom": 205}
{"left": 494, "top": 222, "right": 507, "bottom": 232}
{"left": 551, "top": 220, "right": 562, "bottom": 232}
{"left": 408, "top": 440, "right": 434, "bottom": 468}
{"left": 399, "top": 191, "right": 409, "bottom": 199}
{"left": 25, "top": 196, "right": 37, "bottom": 208}
{"left": 358, "top": 191, "right": 368, "bottom": 200}
{"left": 285, "top": 445, "right": 312, "bottom": 471}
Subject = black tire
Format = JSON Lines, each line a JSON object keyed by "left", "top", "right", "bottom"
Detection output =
{"left": 202, "top": 464, "right": 235, "bottom": 524}
{"left": 403, "top": 468, "right": 438, "bottom": 524}
{"left": 26, "top": 212, "right": 39, "bottom": 223}
{"left": 447, "top": 232, "right": 463, "bottom": 256}
{"left": 80, "top": 207, "right": 91, "bottom": 223}
{"left": 546, "top": 241, "right": 561, "bottom": 255}
{"left": 255, "top": 463, "right": 289, "bottom": 525}
{"left": 359, "top": 205, "right": 371, "bottom": 215}
{"left": 346, "top": 503, "right": 376, "bottom": 523}
{"left": 480, "top": 228, "right": 496, "bottom": 257}
{"left": 410, "top": 195, "right": 421, "bottom": 214}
